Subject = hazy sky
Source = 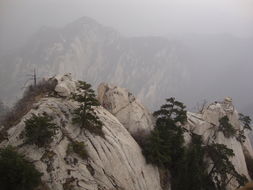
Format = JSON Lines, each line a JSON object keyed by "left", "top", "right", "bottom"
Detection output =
{"left": 1, "top": 0, "right": 253, "bottom": 51}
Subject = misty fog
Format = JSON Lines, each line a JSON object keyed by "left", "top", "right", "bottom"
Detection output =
{"left": 0, "top": 0, "right": 253, "bottom": 115}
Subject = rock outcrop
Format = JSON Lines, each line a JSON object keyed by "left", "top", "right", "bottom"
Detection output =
{"left": 0, "top": 75, "right": 162, "bottom": 190}
{"left": 186, "top": 97, "right": 253, "bottom": 189}
{"left": 97, "top": 83, "right": 154, "bottom": 135}
{"left": 1, "top": 74, "right": 252, "bottom": 190}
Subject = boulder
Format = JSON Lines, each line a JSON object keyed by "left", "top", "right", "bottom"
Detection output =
{"left": 97, "top": 83, "right": 154, "bottom": 135}
{"left": 54, "top": 73, "right": 76, "bottom": 97}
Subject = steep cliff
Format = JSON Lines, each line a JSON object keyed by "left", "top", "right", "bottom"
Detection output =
{"left": 0, "top": 74, "right": 252, "bottom": 190}
{"left": 0, "top": 74, "right": 162, "bottom": 190}
{"left": 186, "top": 98, "right": 253, "bottom": 189}
{"left": 97, "top": 83, "right": 154, "bottom": 135}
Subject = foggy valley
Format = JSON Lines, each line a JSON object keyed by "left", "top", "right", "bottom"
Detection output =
{"left": 0, "top": 1, "right": 253, "bottom": 190}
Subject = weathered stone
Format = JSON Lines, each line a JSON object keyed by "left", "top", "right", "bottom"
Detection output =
{"left": 0, "top": 75, "right": 161, "bottom": 190}
{"left": 186, "top": 98, "right": 253, "bottom": 190}
{"left": 97, "top": 83, "right": 154, "bottom": 135}
{"left": 54, "top": 73, "right": 76, "bottom": 97}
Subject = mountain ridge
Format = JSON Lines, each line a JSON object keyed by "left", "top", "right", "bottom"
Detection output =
{"left": 0, "top": 74, "right": 252, "bottom": 190}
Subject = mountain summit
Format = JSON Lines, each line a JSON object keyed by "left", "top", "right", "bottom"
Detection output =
{"left": 0, "top": 16, "right": 187, "bottom": 109}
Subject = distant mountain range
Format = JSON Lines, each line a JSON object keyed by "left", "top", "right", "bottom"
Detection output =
{"left": 0, "top": 17, "right": 188, "bottom": 109}
{"left": 0, "top": 16, "right": 252, "bottom": 114}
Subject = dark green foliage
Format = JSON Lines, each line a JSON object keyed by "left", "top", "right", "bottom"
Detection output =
{"left": 25, "top": 113, "right": 57, "bottom": 147}
{"left": 0, "top": 79, "right": 57, "bottom": 143}
{"left": 206, "top": 143, "right": 248, "bottom": 189}
{"left": 173, "top": 134, "right": 215, "bottom": 190}
{"left": 142, "top": 97, "right": 186, "bottom": 168}
{"left": 136, "top": 97, "right": 247, "bottom": 190}
{"left": 219, "top": 116, "right": 236, "bottom": 138}
{"left": 153, "top": 97, "right": 187, "bottom": 124}
{"left": 0, "top": 146, "right": 42, "bottom": 190}
{"left": 142, "top": 128, "right": 172, "bottom": 167}
{"left": 239, "top": 113, "right": 252, "bottom": 131}
{"left": 1, "top": 79, "right": 57, "bottom": 128}
{"left": 67, "top": 141, "right": 88, "bottom": 160}
{"left": 237, "top": 114, "right": 252, "bottom": 143}
{"left": 237, "top": 130, "right": 247, "bottom": 143}
{"left": 72, "top": 81, "right": 104, "bottom": 137}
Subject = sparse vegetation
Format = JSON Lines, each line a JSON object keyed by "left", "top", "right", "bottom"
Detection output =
{"left": 67, "top": 141, "right": 88, "bottom": 160}
{"left": 24, "top": 113, "right": 57, "bottom": 147}
{"left": 194, "top": 99, "right": 208, "bottom": 114}
{"left": 0, "top": 79, "right": 57, "bottom": 141}
{"left": 141, "top": 97, "right": 186, "bottom": 168}
{"left": 219, "top": 116, "right": 236, "bottom": 138}
{"left": 237, "top": 113, "right": 252, "bottom": 143}
{"left": 0, "top": 146, "right": 42, "bottom": 190}
{"left": 173, "top": 134, "right": 215, "bottom": 190}
{"left": 239, "top": 113, "right": 252, "bottom": 131}
{"left": 206, "top": 143, "right": 248, "bottom": 189}
{"left": 72, "top": 81, "right": 104, "bottom": 137}
{"left": 134, "top": 97, "right": 247, "bottom": 190}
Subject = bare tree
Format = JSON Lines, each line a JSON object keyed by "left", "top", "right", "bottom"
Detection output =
{"left": 194, "top": 99, "right": 208, "bottom": 113}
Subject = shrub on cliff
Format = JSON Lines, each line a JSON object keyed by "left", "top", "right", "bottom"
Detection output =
{"left": 173, "top": 134, "right": 215, "bottom": 190}
{"left": 67, "top": 141, "right": 88, "bottom": 160}
{"left": 206, "top": 143, "right": 248, "bottom": 189}
{"left": 0, "top": 146, "right": 42, "bottom": 190}
{"left": 72, "top": 81, "right": 104, "bottom": 137}
{"left": 25, "top": 113, "right": 57, "bottom": 147}
{"left": 219, "top": 116, "right": 236, "bottom": 138}
{"left": 142, "top": 97, "right": 187, "bottom": 168}
{"left": 237, "top": 113, "right": 252, "bottom": 143}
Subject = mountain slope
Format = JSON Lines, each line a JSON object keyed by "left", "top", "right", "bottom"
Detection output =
{"left": 0, "top": 74, "right": 252, "bottom": 190}
{"left": 0, "top": 17, "right": 188, "bottom": 109}
{"left": 0, "top": 74, "right": 162, "bottom": 190}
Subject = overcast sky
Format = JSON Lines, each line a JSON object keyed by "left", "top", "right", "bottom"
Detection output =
{"left": 0, "top": 0, "right": 253, "bottom": 51}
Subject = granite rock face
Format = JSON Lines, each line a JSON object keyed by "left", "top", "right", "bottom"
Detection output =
{"left": 186, "top": 97, "right": 253, "bottom": 190}
{"left": 54, "top": 73, "right": 76, "bottom": 97}
{"left": 0, "top": 75, "right": 162, "bottom": 190}
{"left": 97, "top": 83, "right": 154, "bottom": 135}
{"left": 1, "top": 74, "right": 252, "bottom": 190}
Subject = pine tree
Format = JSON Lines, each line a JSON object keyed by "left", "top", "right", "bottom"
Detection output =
{"left": 72, "top": 81, "right": 104, "bottom": 137}
{"left": 0, "top": 146, "right": 42, "bottom": 190}
{"left": 237, "top": 114, "right": 252, "bottom": 143}
{"left": 219, "top": 116, "right": 236, "bottom": 138}
{"left": 142, "top": 97, "right": 186, "bottom": 168}
{"left": 206, "top": 143, "right": 248, "bottom": 189}
{"left": 153, "top": 97, "right": 187, "bottom": 124}
{"left": 24, "top": 113, "right": 57, "bottom": 147}
{"left": 239, "top": 113, "right": 252, "bottom": 131}
{"left": 174, "top": 134, "right": 215, "bottom": 190}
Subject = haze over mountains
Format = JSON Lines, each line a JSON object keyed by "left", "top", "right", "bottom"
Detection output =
{"left": 0, "top": 16, "right": 252, "bottom": 113}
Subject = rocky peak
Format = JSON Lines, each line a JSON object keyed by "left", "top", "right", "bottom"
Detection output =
{"left": 0, "top": 74, "right": 162, "bottom": 190}
{"left": 97, "top": 83, "right": 154, "bottom": 135}
{"left": 1, "top": 74, "right": 253, "bottom": 190}
{"left": 54, "top": 73, "right": 77, "bottom": 97}
{"left": 186, "top": 97, "right": 253, "bottom": 189}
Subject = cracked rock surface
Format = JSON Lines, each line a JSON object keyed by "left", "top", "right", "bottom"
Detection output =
{"left": 97, "top": 83, "right": 154, "bottom": 135}
{"left": 0, "top": 75, "right": 162, "bottom": 190}
{"left": 185, "top": 98, "right": 253, "bottom": 190}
